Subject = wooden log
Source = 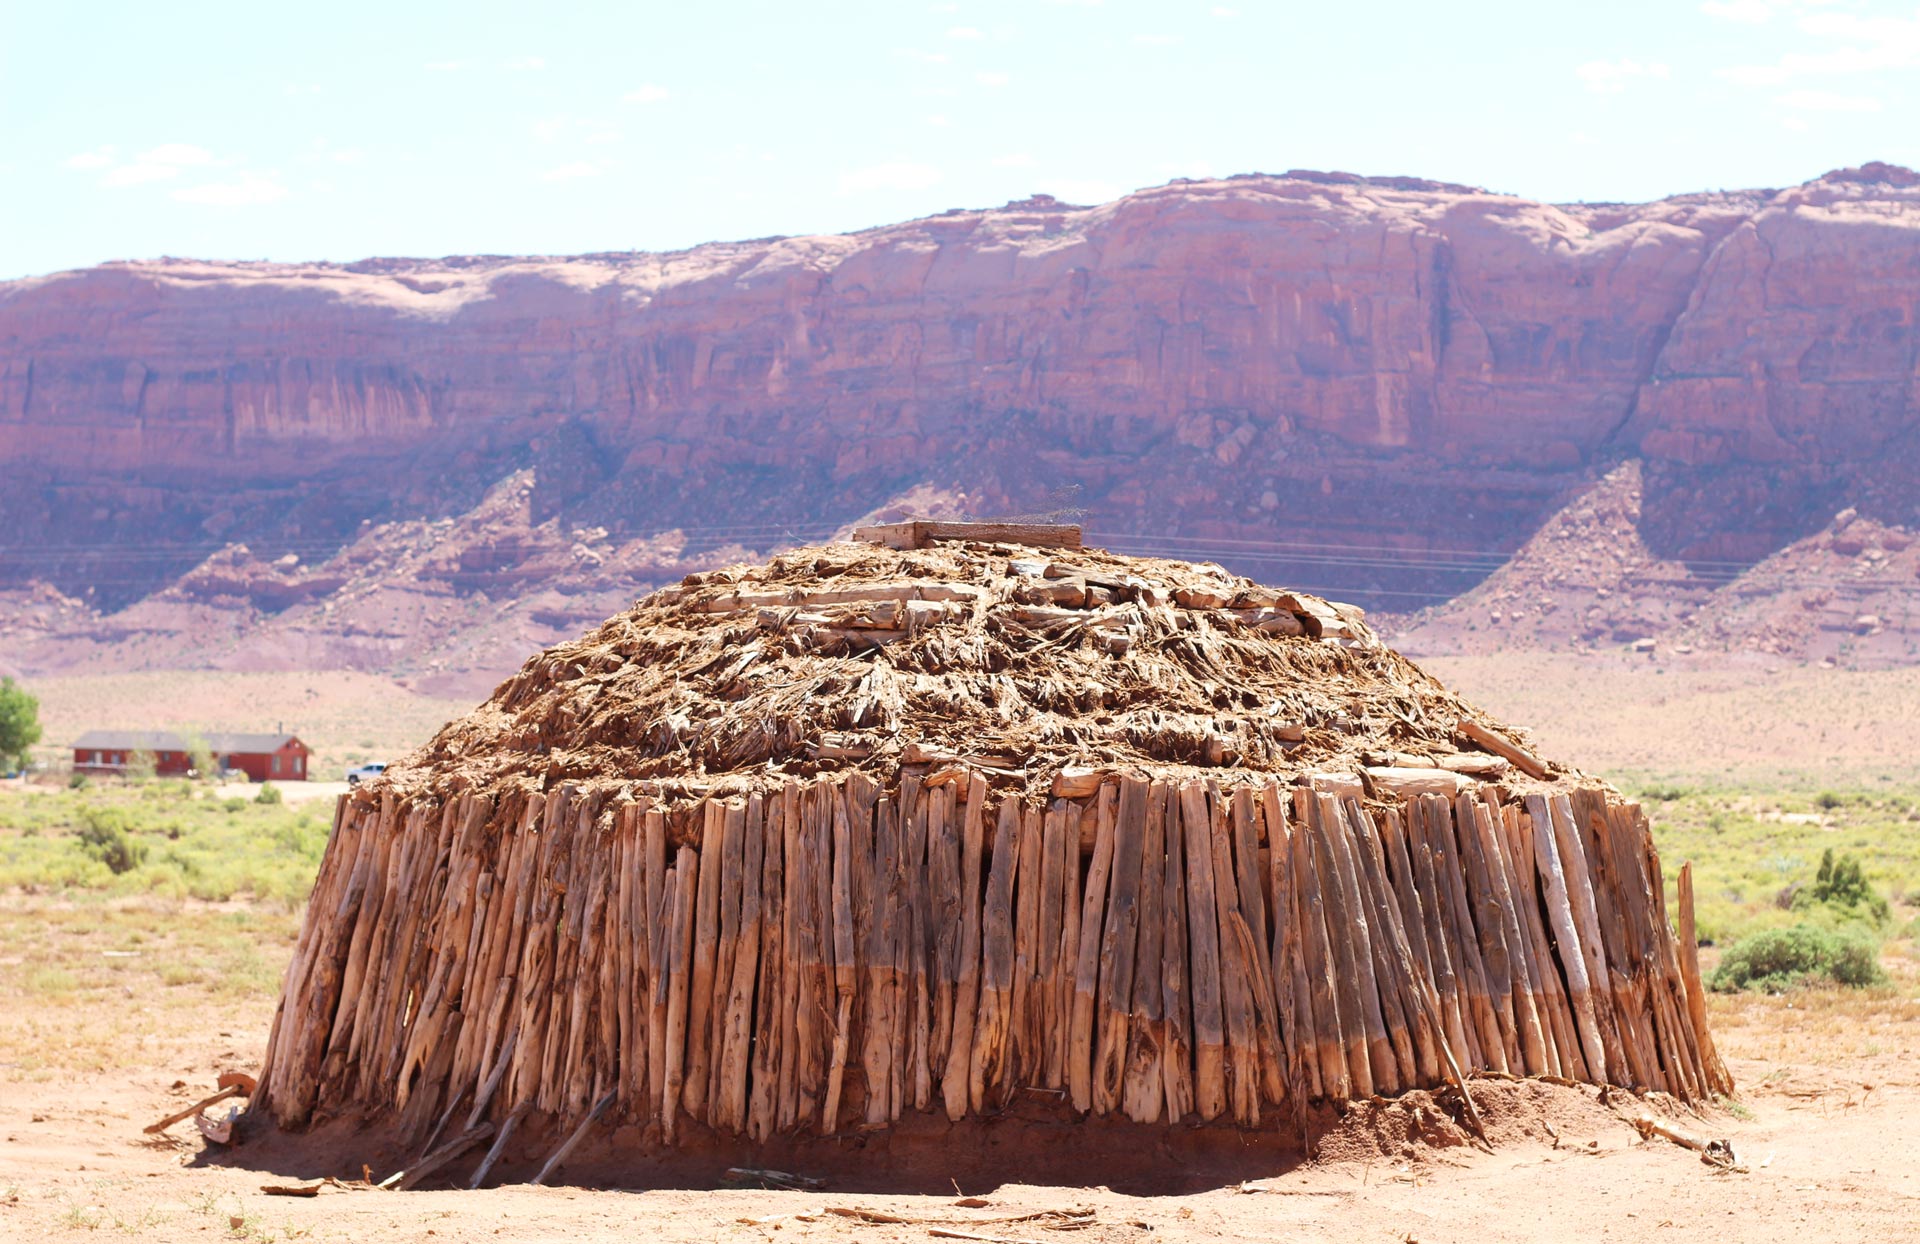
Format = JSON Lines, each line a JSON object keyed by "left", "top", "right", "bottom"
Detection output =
{"left": 1502, "top": 800, "right": 1579, "bottom": 1080}
{"left": 1208, "top": 784, "right": 1263, "bottom": 1123}
{"left": 1262, "top": 785, "right": 1318, "bottom": 1103}
{"left": 1467, "top": 795, "right": 1551, "bottom": 1077}
{"left": 1524, "top": 795, "right": 1608, "bottom": 1083}
{"left": 1313, "top": 794, "right": 1394, "bottom": 1095}
{"left": 774, "top": 782, "right": 804, "bottom": 1131}
{"left": 1345, "top": 799, "right": 1437, "bottom": 1088}
{"left": 1122, "top": 781, "right": 1168, "bottom": 1124}
{"left": 861, "top": 791, "right": 896, "bottom": 1126}
{"left": 706, "top": 801, "right": 747, "bottom": 1121}
{"left": 748, "top": 790, "right": 785, "bottom": 1141}
{"left": 1676, "top": 862, "right": 1733, "bottom": 1095}
{"left": 531, "top": 1090, "right": 616, "bottom": 1186}
{"left": 970, "top": 799, "right": 1022, "bottom": 1111}
{"left": 941, "top": 774, "right": 989, "bottom": 1121}
{"left": 801, "top": 782, "right": 837, "bottom": 1121}
{"left": 1449, "top": 793, "right": 1524, "bottom": 1072}
{"left": 901, "top": 777, "right": 934, "bottom": 1114}
{"left": 1057, "top": 799, "right": 1084, "bottom": 1094}
{"left": 1570, "top": 790, "right": 1659, "bottom": 1091}
{"left": 1607, "top": 803, "right": 1698, "bottom": 1098}
{"left": 1456, "top": 718, "right": 1549, "bottom": 780}
{"left": 1231, "top": 787, "right": 1286, "bottom": 1107}
{"left": 1548, "top": 793, "right": 1628, "bottom": 1086}
{"left": 1011, "top": 802, "right": 1044, "bottom": 1087}
{"left": 1178, "top": 782, "right": 1228, "bottom": 1120}
{"left": 661, "top": 846, "right": 697, "bottom": 1141}
{"left": 643, "top": 809, "right": 670, "bottom": 1122}
{"left": 877, "top": 794, "right": 908, "bottom": 1122}
{"left": 1290, "top": 789, "right": 1351, "bottom": 1101}
{"left": 1378, "top": 806, "right": 1450, "bottom": 1082}
{"left": 720, "top": 796, "right": 764, "bottom": 1133}
{"left": 1037, "top": 801, "right": 1068, "bottom": 1090}
{"left": 1093, "top": 777, "right": 1149, "bottom": 1116}
{"left": 1158, "top": 786, "right": 1194, "bottom": 1120}
{"left": 1418, "top": 796, "right": 1501, "bottom": 1074}
{"left": 682, "top": 803, "right": 725, "bottom": 1121}
{"left": 928, "top": 784, "right": 962, "bottom": 1088}
{"left": 822, "top": 783, "right": 858, "bottom": 1132}
{"left": 1068, "top": 784, "right": 1119, "bottom": 1114}
{"left": 468, "top": 1102, "right": 528, "bottom": 1189}
{"left": 1640, "top": 821, "right": 1709, "bottom": 1097}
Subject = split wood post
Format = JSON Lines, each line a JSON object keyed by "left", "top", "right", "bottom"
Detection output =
{"left": 1037, "top": 801, "right": 1068, "bottom": 1090}
{"left": 720, "top": 796, "right": 765, "bottom": 1133}
{"left": 1317, "top": 794, "right": 1398, "bottom": 1095}
{"left": 1209, "top": 783, "right": 1263, "bottom": 1124}
{"left": 1009, "top": 802, "right": 1044, "bottom": 1087}
{"left": 1419, "top": 795, "right": 1502, "bottom": 1074}
{"left": 1449, "top": 793, "right": 1524, "bottom": 1072}
{"left": 1093, "top": 776, "right": 1150, "bottom": 1116}
{"left": 1232, "top": 786, "right": 1286, "bottom": 1107}
{"left": 970, "top": 798, "right": 1022, "bottom": 1112}
{"left": 822, "top": 783, "right": 858, "bottom": 1132}
{"left": 748, "top": 790, "right": 786, "bottom": 1141}
{"left": 941, "top": 774, "right": 988, "bottom": 1120}
{"left": 1069, "top": 783, "right": 1119, "bottom": 1113}
{"left": 661, "top": 846, "right": 697, "bottom": 1141}
{"left": 1290, "top": 788, "right": 1350, "bottom": 1101}
{"left": 1548, "top": 793, "right": 1628, "bottom": 1085}
{"left": 1345, "top": 799, "right": 1438, "bottom": 1088}
{"left": 1262, "top": 785, "right": 1319, "bottom": 1102}
{"left": 1158, "top": 787, "right": 1194, "bottom": 1120}
{"left": 683, "top": 802, "right": 725, "bottom": 1121}
{"left": 1524, "top": 794, "right": 1608, "bottom": 1082}
{"left": 1467, "top": 794, "right": 1551, "bottom": 1077}
{"left": 1122, "top": 781, "right": 1169, "bottom": 1124}
{"left": 1178, "top": 781, "right": 1229, "bottom": 1120}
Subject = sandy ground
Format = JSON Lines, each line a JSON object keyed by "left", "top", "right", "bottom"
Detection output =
{"left": 1, "top": 973, "right": 1915, "bottom": 1243}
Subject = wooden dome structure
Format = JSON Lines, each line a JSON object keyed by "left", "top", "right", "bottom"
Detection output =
{"left": 253, "top": 525, "right": 1728, "bottom": 1181}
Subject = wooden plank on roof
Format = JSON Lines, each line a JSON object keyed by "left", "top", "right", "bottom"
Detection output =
{"left": 853, "top": 522, "right": 1083, "bottom": 551}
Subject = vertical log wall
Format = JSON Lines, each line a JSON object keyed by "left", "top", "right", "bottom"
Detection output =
{"left": 254, "top": 773, "right": 1730, "bottom": 1142}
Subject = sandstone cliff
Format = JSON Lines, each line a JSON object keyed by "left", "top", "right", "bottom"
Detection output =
{"left": 3, "top": 166, "right": 1917, "bottom": 687}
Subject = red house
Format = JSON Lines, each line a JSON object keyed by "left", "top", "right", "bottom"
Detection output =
{"left": 71, "top": 730, "right": 311, "bottom": 782}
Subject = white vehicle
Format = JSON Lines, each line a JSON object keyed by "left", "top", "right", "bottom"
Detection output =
{"left": 345, "top": 762, "right": 388, "bottom": 787}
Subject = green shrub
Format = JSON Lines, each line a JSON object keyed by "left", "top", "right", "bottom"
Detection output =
{"left": 67, "top": 772, "right": 90, "bottom": 791}
{"left": 73, "top": 806, "right": 148, "bottom": 875}
{"left": 1710, "top": 923, "right": 1885, "bottom": 993}
{"left": 253, "top": 782, "right": 283, "bottom": 805}
{"left": 1792, "top": 848, "right": 1890, "bottom": 927}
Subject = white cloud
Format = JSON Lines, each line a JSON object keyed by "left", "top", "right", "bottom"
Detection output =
{"left": 1211, "top": 5, "right": 1239, "bottom": 15}
{"left": 1701, "top": 0, "right": 1771, "bottom": 21}
{"left": 330, "top": 147, "right": 366, "bottom": 164}
{"left": 1722, "top": 8, "right": 1920, "bottom": 83}
{"left": 622, "top": 84, "right": 670, "bottom": 103}
{"left": 976, "top": 70, "right": 1009, "bottom": 87}
{"left": 95, "top": 144, "right": 220, "bottom": 188}
{"left": 1044, "top": 178, "right": 1122, "bottom": 204}
{"left": 63, "top": 146, "right": 116, "bottom": 170}
{"left": 838, "top": 162, "right": 944, "bottom": 195}
{"left": 1576, "top": 58, "right": 1670, "bottom": 93}
{"left": 1783, "top": 116, "right": 1811, "bottom": 131}
{"left": 283, "top": 82, "right": 325, "bottom": 96}
{"left": 424, "top": 59, "right": 467, "bottom": 72}
{"left": 945, "top": 25, "right": 984, "bottom": 39}
{"left": 893, "top": 47, "right": 950, "bottom": 63}
{"left": 1132, "top": 33, "right": 1180, "bottom": 46}
{"left": 993, "top": 152, "right": 1036, "bottom": 168}
{"left": 540, "top": 161, "right": 605, "bottom": 181}
{"left": 927, "top": 113, "right": 952, "bottom": 127}
{"left": 1776, "top": 88, "right": 1883, "bottom": 111}
{"left": 585, "top": 130, "right": 622, "bottom": 145}
{"left": 172, "top": 174, "right": 289, "bottom": 206}
{"left": 507, "top": 56, "right": 547, "bottom": 71}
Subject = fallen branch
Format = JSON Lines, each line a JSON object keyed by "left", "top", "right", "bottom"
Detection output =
{"left": 395, "top": 1123, "right": 495, "bottom": 1191}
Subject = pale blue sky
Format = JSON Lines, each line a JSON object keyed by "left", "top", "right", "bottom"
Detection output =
{"left": 4, "top": 0, "right": 1917, "bottom": 279}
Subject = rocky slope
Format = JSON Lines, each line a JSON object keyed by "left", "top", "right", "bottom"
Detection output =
{"left": 3, "top": 165, "right": 1918, "bottom": 693}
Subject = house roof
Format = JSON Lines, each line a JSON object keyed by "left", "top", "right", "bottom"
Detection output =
{"left": 72, "top": 730, "right": 305, "bottom": 754}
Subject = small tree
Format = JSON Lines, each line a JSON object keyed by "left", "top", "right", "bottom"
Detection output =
{"left": 0, "top": 677, "right": 42, "bottom": 772}
{"left": 180, "top": 731, "right": 217, "bottom": 781}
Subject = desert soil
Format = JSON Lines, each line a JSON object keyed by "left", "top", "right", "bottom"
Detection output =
{"left": 1, "top": 904, "right": 1914, "bottom": 1244}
